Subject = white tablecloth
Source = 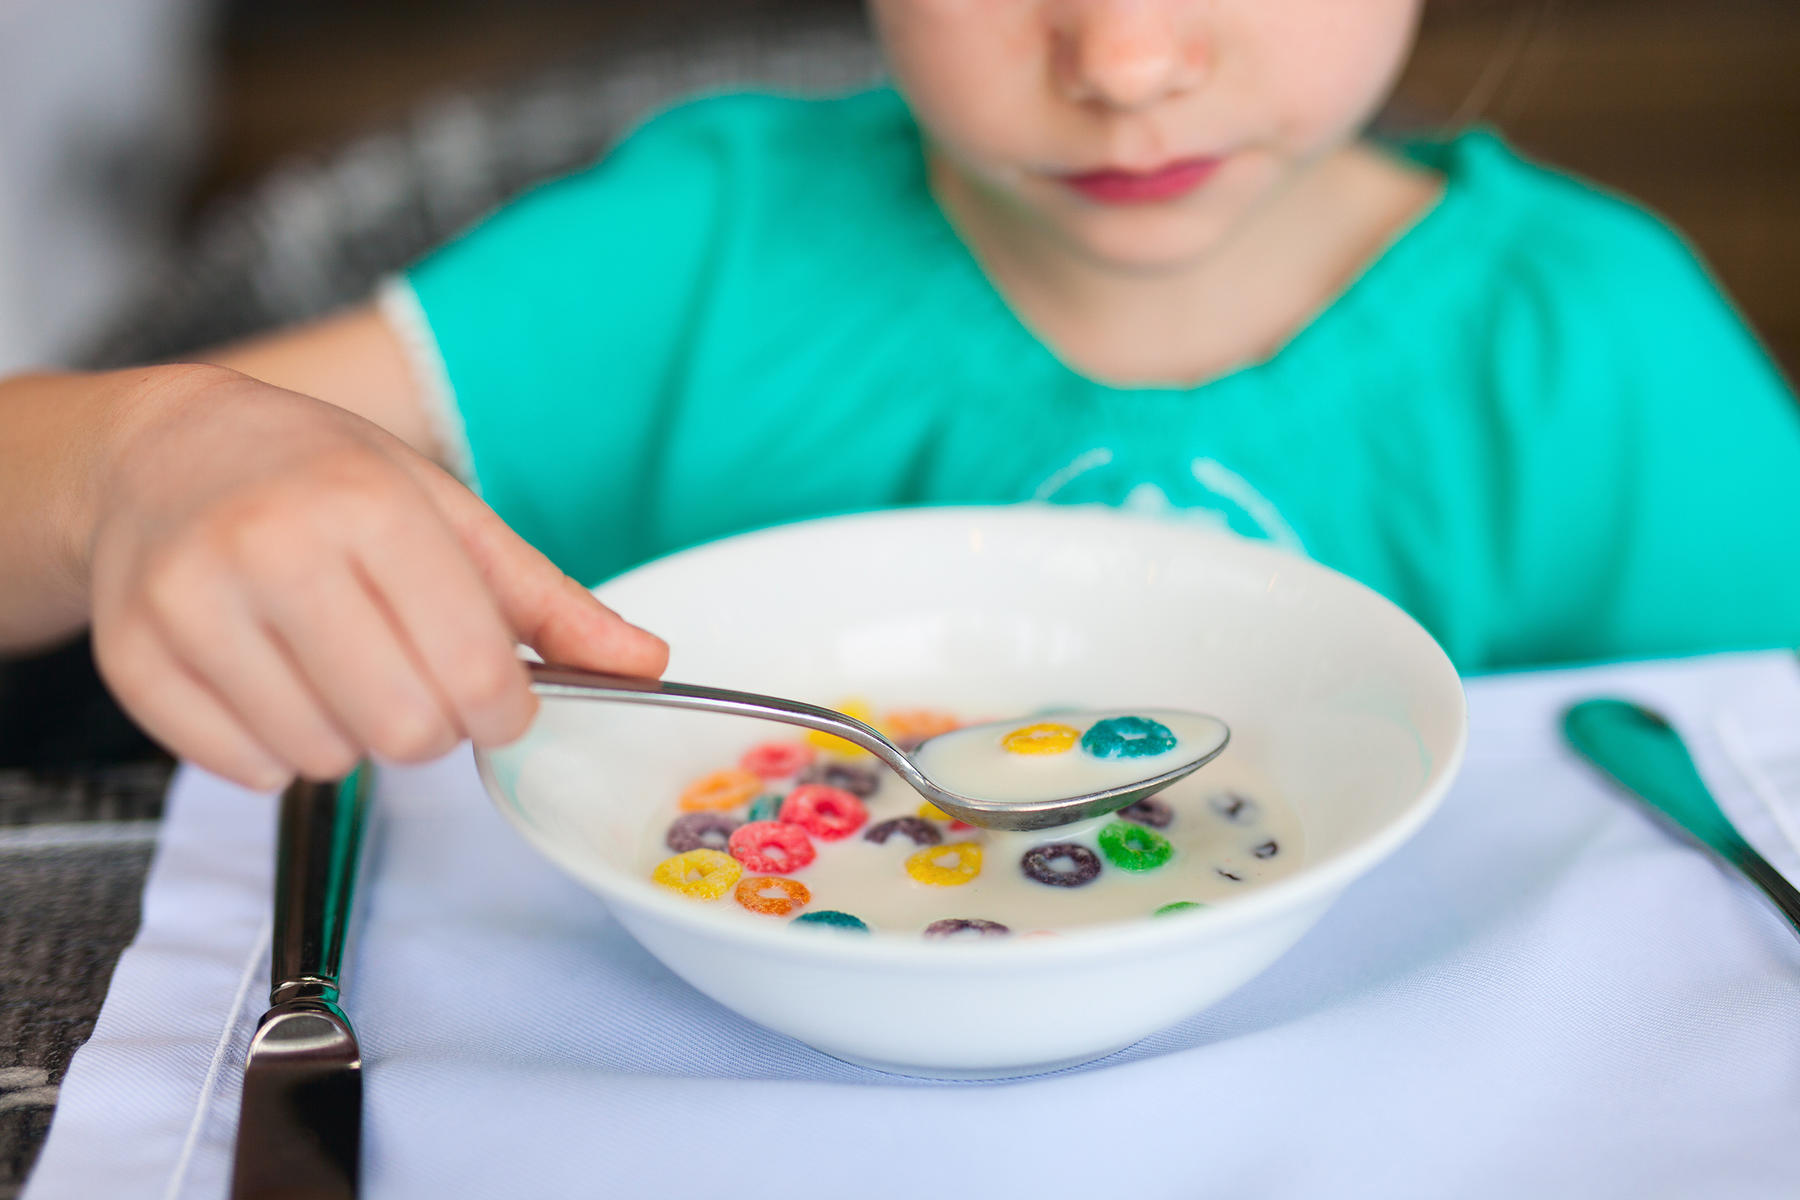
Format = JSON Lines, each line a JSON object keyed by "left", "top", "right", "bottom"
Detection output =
{"left": 26, "top": 652, "right": 1800, "bottom": 1200}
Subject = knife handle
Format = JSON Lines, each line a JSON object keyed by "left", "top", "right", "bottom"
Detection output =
{"left": 270, "top": 768, "right": 370, "bottom": 1008}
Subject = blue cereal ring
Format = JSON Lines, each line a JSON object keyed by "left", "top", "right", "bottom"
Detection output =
{"left": 746, "top": 793, "right": 784, "bottom": 823}
{"left": 1080, "top": 716, "right": 1177, "bottom": 760}
{"left": 792, "top": 909, "right": 869, "bottom": 932}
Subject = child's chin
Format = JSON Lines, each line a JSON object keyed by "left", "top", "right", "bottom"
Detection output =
{"left": 1057, "top": 208, "right": 1238, "bottom": 276}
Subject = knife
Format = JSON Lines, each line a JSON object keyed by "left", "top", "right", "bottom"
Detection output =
{"left": 230, "top": 768, "right": 371, "bottom": 1200}
{"left": 1562, "top": 698, "right": 1800, "bottom": 941}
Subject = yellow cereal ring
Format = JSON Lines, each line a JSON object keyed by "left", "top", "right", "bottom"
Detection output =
{"left": 1001, "top": 722, "right": 1080, "bottom": 755}
{"left": 917, "top": 802, "right": 951, "bottom": 822}
{"left": 807, "top": 697, "right": 877, "bottom": 758}
{"left": 905, "top": 841, "right": 983, "bottom": 886}
{"left": 651, "top": 849, "right": 742, "bottom": 900}
{"left": 678, "top": 768, "right": 762, "bottom": 812}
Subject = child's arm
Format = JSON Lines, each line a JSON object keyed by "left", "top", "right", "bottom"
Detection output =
{"left": 0, "top": 313, "right": 667, "bottom": 789}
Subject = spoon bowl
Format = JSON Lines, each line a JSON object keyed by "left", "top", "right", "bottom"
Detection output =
{"left": 527, "top": 663, "right": 1230, "bottom": 830}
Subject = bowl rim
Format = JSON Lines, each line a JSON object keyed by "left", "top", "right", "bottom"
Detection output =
{"left": 479, "top": 504, "right": 1469, "bottom": 968}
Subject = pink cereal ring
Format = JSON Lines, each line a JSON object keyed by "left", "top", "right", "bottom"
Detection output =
{"left": 739, "top": 742, "right": 816, "bottom": 780}
{"left": 728, "top": 821, "right": 817, "bottom": 873}
{"left": 780, "top": 785, "right": 868, "bottom": 841}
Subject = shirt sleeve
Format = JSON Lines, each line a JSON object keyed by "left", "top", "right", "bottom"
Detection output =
{"left": 399, "top": 97, "right": 739, "bottom": 586}
{"left": 1488, "top": 201, "right": 1800, "bottom": 665}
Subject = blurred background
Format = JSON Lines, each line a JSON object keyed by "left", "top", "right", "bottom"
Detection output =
{"left": 0, "top": 2, "right": 1795, "bottom": 1191}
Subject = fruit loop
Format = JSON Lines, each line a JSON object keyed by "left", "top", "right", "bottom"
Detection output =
{"left": 864, "top": 816, "right": 943, "bottom": 847}
{"left": 793, "top": 910, "right": 869, "bottom": 931}
{"left": 917, "top": 802, "right": 973, "bottom": 831}
{"left": 734, "top": 875, "right": 812, "bottom": 917}
{"left": 884, "top": 708, "right": 961, "bottom": 749}
{"left": 728, "top": 821, "right": 817, "bottom": 873}
{"left": 780, "top": 785, "right": 868, "bottom": 840}
{"left": 740, "top": 742, "right": 815, "bottom": 779}
{"left": 746, "top": 794, "right": 783, "bottom": 823}
{"left": 806, "top": 697, "right": 876, "bottom": 757}
{"left": 1098, "top": 820, "right": 1175, "bottom": 871}
{"left": 1080, "top": 715, "right": 1177, "bottom": 760}
{"left": 1154, "top": 901, "right": 1204, "bottom": 916}
{"left": 678, "top": 768, "right": 763, "bottom": 812}
{"left": 1019, "top": 843, "right": 1102, "bottom": 888}
{"left": 1209, "top": 792, "right": 1259, "bottom": 823}
{"left": 664, "top": 812, "right": 741, "bottom": 854}
{"left": 1001, "top": 722, "right": 1080, "bottom": 755}
{"left": 798, "top": 761, "right": 880, "bottom": 798}
{"left": 1116, "top": 796, "right": 1173, "bottom": 829}
{"left": 905, "top": 842, "right": 983, "bottom": 886}
{"left": 651, "top": 849, "right": 742, "bottom": 900}
{"left": 923, "top": 918, "right": 1011, "bottom": 939}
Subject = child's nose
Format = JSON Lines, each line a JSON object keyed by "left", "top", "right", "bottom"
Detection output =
{"left": 1052, "top": 0, "right": 1208, "bottom": 113}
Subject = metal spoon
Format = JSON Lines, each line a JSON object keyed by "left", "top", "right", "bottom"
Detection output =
{"left": 527, "top": 662, "right": 1230, "bottom": 831}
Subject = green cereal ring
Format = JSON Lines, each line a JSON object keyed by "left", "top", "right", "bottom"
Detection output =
{"left": 1154, "top": 901, "right": 1204, "bottom": 917}
{"left": 1080, "top": 715, "right": 1177, "bottom": 759}
{"left": 747, "top": 793, "right": 783, "bottom": 823}
{"left": 1097, "top": 820, "right": 1174, "bottom": 872}
{"left": 792, "top": 909, "right": 869, "bottom": 932}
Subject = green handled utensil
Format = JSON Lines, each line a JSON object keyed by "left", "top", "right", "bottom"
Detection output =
{"left": 1563, "top": 698, "right": 1800, "bottom": 941}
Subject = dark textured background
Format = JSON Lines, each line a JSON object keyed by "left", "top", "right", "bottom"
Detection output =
{"left": 2, "top": 1, "right": 1796, "bottom": 1194}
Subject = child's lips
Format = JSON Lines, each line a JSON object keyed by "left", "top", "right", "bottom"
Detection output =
{"left": 1057, "top": 157, "right": 1223, "bottom": 204}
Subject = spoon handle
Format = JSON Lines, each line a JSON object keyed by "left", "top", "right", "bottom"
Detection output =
{"left": 525, "top": 662, "right": 915, "bottom": 777}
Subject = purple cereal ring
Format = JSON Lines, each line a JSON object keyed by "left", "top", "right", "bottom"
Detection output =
{"left": 798, "top": 761, "right": 881, "bottom": 798}
{"left": 1020, "top": 843, "right": 1102, "bottom": 888}
{"left": 864, "top": 816, "right": 943, "bottom": 847}
{"left": 1117, "top": 796, "right": 1173, "bottom": 828}
{"left": 664, "top": 812, "right": 742, "bottom": 854}
{"left": 923, "top": 918, "right": 1011, "bottom": 940}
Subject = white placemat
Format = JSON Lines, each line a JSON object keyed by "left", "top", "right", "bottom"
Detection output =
{"left": 27, "top": 652, "right": 1800, "bottom": 1200}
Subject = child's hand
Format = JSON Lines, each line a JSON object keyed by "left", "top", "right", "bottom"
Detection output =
{"left": 86, "top": 365, "right": 667, "bottom": 791}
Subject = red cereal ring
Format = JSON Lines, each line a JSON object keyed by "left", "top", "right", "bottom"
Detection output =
{"left": 727, "top": 821, "right": 816, "bottom": 873}
{"left": 734, "top": 875, "right": 811, "bottom": 917}
{"left": 739, "top": 742, "right": 816, "bottom": 780}
{"left": 780, "top": 784, "right": 868, "bottom": 841}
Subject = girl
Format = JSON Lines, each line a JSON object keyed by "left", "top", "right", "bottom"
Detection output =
{"left": 2, "top": 0, "right": 1796, "bottom": 791}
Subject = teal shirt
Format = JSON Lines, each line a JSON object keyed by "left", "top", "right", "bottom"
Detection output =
{"left": 403, "top": 88, "right": 1800, "bottom": 673}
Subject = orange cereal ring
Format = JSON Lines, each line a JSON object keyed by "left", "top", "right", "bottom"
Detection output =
{"left": 651, "top": 849, "right": 742, "bottom": 900}
{"left": 678, "top": 768, "right": 762, "bottom": 812}
{"left": 734, "top": 875, "right": 812, "bottom": 917}
{"left": 1001, "top": 722, "right": 1080, "bottom": 755}
{"left": 883, "top": 708, "right": 961, "bottom": 748}
{"left": 905, "top": 841, "right": 983, "bottom": 886}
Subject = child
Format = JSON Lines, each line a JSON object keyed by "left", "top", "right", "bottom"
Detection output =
{"left": 2, "top": 0, "right": 1796, "bottom": 792}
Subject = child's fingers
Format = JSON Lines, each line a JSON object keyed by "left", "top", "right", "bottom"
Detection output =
{"left": 420, "top": 470, "right": 670, "bottom": 678}
{"left": 259, "top": 565, "right": 463, "bottom": 765}
{"left": 348, "top": 508, "right": 538, "bottom": 748}
{"left": 95, "top": 623, "right": 292, "bottom": 791}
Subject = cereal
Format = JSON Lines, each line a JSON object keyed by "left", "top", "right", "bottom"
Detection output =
{"left": 746, "top": 794, "right": 783, "bottom": 823}
{"left": 1019, "top": 842, "right": 1103, "bottom": 888}
{"left": 727, "top": 821, "right": 817, "bottom": 873}
{"left": 864, "top": 816, "right": 943, "bottom": 847}
{"left": 1001, "top": 722, "right": 1080, "bottom": 755}
{"left": 1209, "top": 792, "right": 1259, "bottom": 823}
{"left": 905, "top": 841, "right": 983, "bottom": 886}
{"left": 917, "top": 802, "right": 973, "bottom": 831}
{"left": 883, "top": 708, "right": 961, "bottom": 749}
{"left": 735, "top": 875, "right": 812, "bottom": 917}
{"left": 792, "top": 910, "right": 869, "bottom": 932}
{"left": 1097, "top": 820, "right": 1174, "bottom": 872}
{"left": 1154, "top": 901, "right": 1204, "bottom": 916}
{"left": 1254, "top": 840, "right": 1280, "bottom": 858}
{"left": 806, "top": 697, "right": 877, "bottom": 758}
{"left": 651, "top": 849, "right": 742, "bottom": 900}
{"left": 1116, "top": 796, "right": 1173, "bottom": 828}
{"left": 678, "top": 768, "right": 762, "bottom": 812}
{"left": 923, "top": 918, "right": 1010, "bottom": 939}
{"left": 740, "top": 742, "right": 816, "bottom": 780}
{"left": 664, "top": 812, "right": 741, "bottom": 854}
{"left": 780, "top": 785, "right": 868, "bottom": 840}
{"left": 797, "top": 761, "right": 881, "bottom": 798}
{"left": 1080, "top": 715, "right": 1177, "bottom": 760}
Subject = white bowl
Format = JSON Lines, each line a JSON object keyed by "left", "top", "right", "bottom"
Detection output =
{"left": 477, "top": 506, "right": 1466, "bottom": 1077}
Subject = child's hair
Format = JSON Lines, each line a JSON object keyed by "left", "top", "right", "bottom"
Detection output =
{"left": 1379, "top": 0, "right": 1558, "bottom": 135}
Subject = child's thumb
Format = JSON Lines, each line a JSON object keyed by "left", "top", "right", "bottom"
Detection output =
{"left": 426, "top": 472, "right": 669, "bottom": 678}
